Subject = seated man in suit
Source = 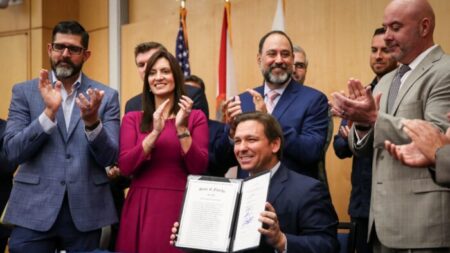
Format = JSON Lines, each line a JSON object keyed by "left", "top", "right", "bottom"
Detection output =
{"left": 3, "top": 21, "right": 119, "bottom": 253}
{"left": 171, "top": 112, "right": 339, "bottom": 253}
{"left": 124, "top": 41, "right": 209, "bottom": 117}
{"left": 216, "top": 30, "right": 329, "bottom": 179}
{"left": 385, "top": 112, "right": 450, "bottom": 188}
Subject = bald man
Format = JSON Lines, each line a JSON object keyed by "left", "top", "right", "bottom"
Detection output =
{"left": 330, "top": 0, "right": 450, "bottom": 252}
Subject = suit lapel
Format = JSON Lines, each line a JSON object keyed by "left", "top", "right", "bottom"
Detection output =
{"left": 267, "top": 165, "right": 288, "bottom": 205}
{"left": 67, "top": 76, "right": 90, "bottom": 141}
{"left": 49, "top": 75, "right": 69, "bottom": 141}
{"left": 272, "top": 80, "right": 298, "bottom": 119}
{"left": 55, "top": 107, "right": 68, "bottom": 141}
{"left": 391, "top": 46, "right": 444, "bottom": 115}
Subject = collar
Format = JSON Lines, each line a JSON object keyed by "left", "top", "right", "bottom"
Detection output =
{"left": 51, "top": 71, "right": 82, "bottom": 92}
{"left": 269, "top": 161, "right": 281, "bottom": 178}
{"left": 248, "top": 161, "right": 281, "bottom": 178}
{"left": 263, "top": 79, "right": 290, "bottom": 97}
{"left": 407, "top": 44, "right": 438, "bottom": 71}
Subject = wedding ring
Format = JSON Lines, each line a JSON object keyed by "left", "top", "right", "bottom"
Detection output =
{"left": 341, "top": 110, "right": 346, "bottom": 116}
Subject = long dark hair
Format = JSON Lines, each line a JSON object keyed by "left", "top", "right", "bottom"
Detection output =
{"left": 140, "top": 50, "right": 186, "bottom": 132}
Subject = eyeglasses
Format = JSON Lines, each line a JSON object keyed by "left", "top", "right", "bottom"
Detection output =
{"left": 51, "top": 43, "right": 85, "bottom": 55}
{"left": 294, "top": 62, "right": 307, "bottom": 69}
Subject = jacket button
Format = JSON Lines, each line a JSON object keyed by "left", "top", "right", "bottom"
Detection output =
{"left": 60, "top": 181, "right": 66, "bottom": 185}
{"left": 66, "top": 154, "right": 71, "bottom": 159}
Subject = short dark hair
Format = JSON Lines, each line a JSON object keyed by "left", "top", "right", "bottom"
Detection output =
{"left": 231, "top": 112, "right": 284, "bottom": 160}
{"left": 52, "top": 21, "right": 89, "bottom": 49}
{"left": 134, "top": 42, "right": 167, "bottom": 59}
{"left": 141, "top": 50, "right": 186, "bottom": 132}
{"left": 373, "top": 27, "right": 386, "bottom": 37}
{"left": 185, "top": 74, "right": 205, "bottom": 91}
{"left": 258, "top": 30, "right": 294, "bottom": 55}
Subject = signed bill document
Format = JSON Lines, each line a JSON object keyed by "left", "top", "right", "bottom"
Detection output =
{"left": 175, "top": 171, "right": 271, "bottom": 252}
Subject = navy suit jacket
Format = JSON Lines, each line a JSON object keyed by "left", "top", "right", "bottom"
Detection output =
{"left": 0, "top": 119, "right": 15, "bottom": 238}
{"left": 3, "top": 74, "right": 119, "bottom": 232}
{"left": 246, "top": 165, "right": 339, "bottom": 253}
{"left": 124, "top": 85, "right": 209, "bottom": 118}
{"left": 216, "top": 79, "right": 329, "bottom": 179}
{"left": 206, "top": 119, "right": 229, "bottom": 176}
{"left": 333, "top": 119, "right": 372, "bottom": 218}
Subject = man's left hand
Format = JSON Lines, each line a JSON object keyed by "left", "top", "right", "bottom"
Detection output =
{"left": 76, "top": 88, "right": 104, "bottom": 127}
{"left": 258, "top": 202, "right": 286, "bottom": 252}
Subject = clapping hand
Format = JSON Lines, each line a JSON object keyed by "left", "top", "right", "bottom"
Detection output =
{"left": 175, "top": 95, "right": 193, "bottom": 129}
{"left": 39, "top": 69, "right": 62, "bottom": 121}
{"left": 248, "top": 89, "right": 267, "bottom": 113}
{"left": 76, "top": 88, "right": 104, "bottom": 127}
{"left": 153, "top": 99, "right": 171, "bottom": 134}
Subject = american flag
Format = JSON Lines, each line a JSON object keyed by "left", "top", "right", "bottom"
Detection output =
{"left": 176, "top": 6, "right": 190, "bottom": 77}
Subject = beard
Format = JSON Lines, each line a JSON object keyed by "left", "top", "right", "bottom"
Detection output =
{"left": 51, "top": 58, "right": 83, "bottom": 80}
{"left": 261, "top": 63, "right": 292, "bottom": 85}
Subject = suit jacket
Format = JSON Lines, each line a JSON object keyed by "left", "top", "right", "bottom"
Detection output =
{"left": 3, "top": 74, "right": 119, "bottom": 232}
{"left": 205, "top": 119, "right": 229, "bottom": 177}
{"left": 215, "top": 79, "right": 329, "bottom": 179}
{"left": 349, "top": 46, "right": 450, "bottom": 248}
{"left": 333, "top": 119, "right": 372, "bottom": 219}
{"left": 435, "top": 145, "right": 450, "bottom": 187}
{"left": 0, "top": 119, "right": 15, "bottom": 238}
{"left": 246, "top": 165, "right": 339, "bottom": 253}
{"left": 124, "top": 84, "right": 209, "bottom": 118}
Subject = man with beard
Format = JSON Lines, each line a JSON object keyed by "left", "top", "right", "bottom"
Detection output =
{"left": 330, "top": 0, "right": 450, "bottom": 251}
{"left": 215, "top": 30, "right": 329, "bottom": 179}
{"left": 3, "top": 21, "right": 119, "bottom": 252}
{"left": 333, "top": 27, "right": 397, "bottom": 253}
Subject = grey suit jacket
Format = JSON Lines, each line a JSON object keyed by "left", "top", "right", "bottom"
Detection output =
{"left": 435, "top": 145, "right": 450, "bottom": 187}
{"left": 3, "top": 74, "right": 119, "bottom": 232}
{"left": 349, "top": 46, "right": 450, "bottom": 248}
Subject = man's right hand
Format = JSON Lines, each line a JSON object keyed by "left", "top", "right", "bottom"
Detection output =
{"left": 39, "top": 69, "right": 62, "bottom": 121}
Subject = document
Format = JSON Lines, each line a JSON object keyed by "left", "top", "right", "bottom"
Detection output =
{"left": 175, "top": 171, "right": 271, "bottom": 252}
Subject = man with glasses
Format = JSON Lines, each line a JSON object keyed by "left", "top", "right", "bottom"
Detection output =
{"left": 3, "top": 20, "right": 119, "bottom": 252}
{"left": 292, "top": 45, "right": 308, "bottom": 84}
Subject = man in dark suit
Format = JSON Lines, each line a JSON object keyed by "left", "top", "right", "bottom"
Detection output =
{"left": 216, "top": 30, "right": 329, "bottom": 179}
{"left": 0, "top": 118, "right": 16, "bottom": 252}
{"left": 3, "top": 21, "right": 119, "bottom": 253}
{"left": 171, "top": 112, "right": 339, "bottom": 252}
{"left": 185, "top": 74, "right": 228, "bottom": 176}
{"left": 124, "top": 42, "right": 209, "bottom": 117}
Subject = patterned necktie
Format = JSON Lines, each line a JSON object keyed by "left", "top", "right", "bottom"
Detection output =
{"left": 387, "top": 64, "right": 410, "bottom": 113}
{"left": 266, "top": 90, "right": 280, "bottom": 114}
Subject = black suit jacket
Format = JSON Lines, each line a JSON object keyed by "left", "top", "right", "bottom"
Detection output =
{"left": 124, "top": 85, "right": 209, "bottom": 118}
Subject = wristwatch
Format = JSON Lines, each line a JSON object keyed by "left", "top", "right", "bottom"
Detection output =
{"left": 177, "top": 129, "right": 191, "bottom": 139}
